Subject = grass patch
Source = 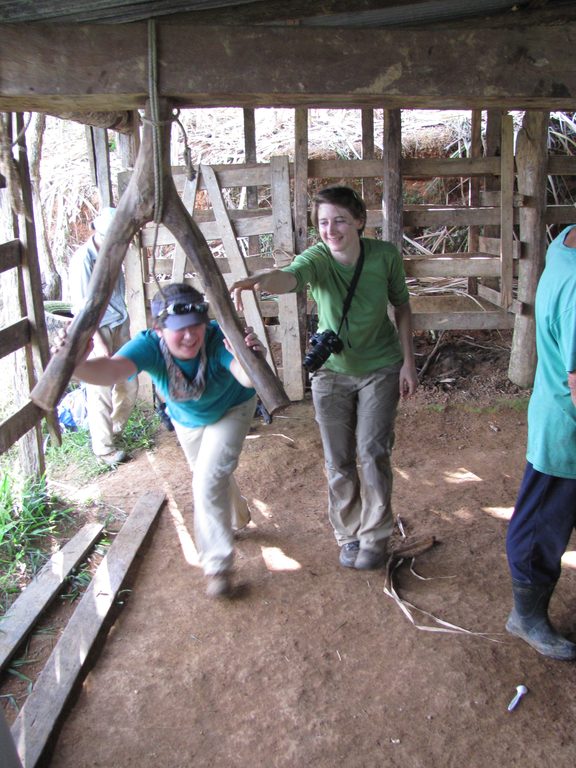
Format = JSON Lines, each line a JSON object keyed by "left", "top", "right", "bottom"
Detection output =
{"left": 462, "top": 397, "right": 529, "bottom": 415}
{"left": 0, "top": 475, "right": 74, "bottom": 613}
{"left": 0, "top": 401, "right": 160, "bottom": 613}
{"left": 45, "top": 400, "right": 161, "bottom": 485}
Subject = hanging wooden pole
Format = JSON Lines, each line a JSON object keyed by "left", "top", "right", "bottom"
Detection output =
{"left": 30, "top": 99, "right": 290, "bottom": 415}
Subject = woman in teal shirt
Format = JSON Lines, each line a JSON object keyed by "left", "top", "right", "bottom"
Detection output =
{"left": 61, "top": 282, "right": 262, "bottom": 599}
{"left": 231, "top": 186, "right": 417, "bottom": 570}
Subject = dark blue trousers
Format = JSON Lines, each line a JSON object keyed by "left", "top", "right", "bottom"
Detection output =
{"left": 506, "top": 462, "right": 576, "bottom": 585}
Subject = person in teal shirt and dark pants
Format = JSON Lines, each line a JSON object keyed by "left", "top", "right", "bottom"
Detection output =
{"left": 231, "top": 186, "right": 418, "bottom": 570}
{"left": 506, "top": 224, "right": 576, "bottom": 661}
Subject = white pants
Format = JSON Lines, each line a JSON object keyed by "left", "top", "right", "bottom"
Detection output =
{"left": 86, "top": 319, "right": 139, "bottom": 456}
{"left": 172, "top": 395, "right": 256, "bottom": 576}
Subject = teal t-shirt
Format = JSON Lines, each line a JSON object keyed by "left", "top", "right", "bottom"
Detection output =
{"left": 527, "top": 225, "right": 576, "bottom": 479}
{"left": 116, "top": 322, "right": 255, "bottom": 428}
{"left": 283, "top": 238, "right": 410, "bottom": 375}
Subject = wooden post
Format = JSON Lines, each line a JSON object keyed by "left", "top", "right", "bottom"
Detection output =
{"left": 243, "top": 108, "right": 260, "bottom": 257}
{"left": 467, "top": 109, "right": 482, "bottom": 295}
{"left": 499, "top": 114, "right": 515, "bottom": 309}
{"left": 382, "top": 109, "right": 403, "bottom": 252}
{"left": 508, "top": 110, "right": 549, "bottom": 387}
{"left": 481, "top": 109, "right": 503, "bottom": 292}
{"left": 271, "top": 155, "right": 304, "bottom": 400}
{"left": 86, "top": 126, "right": 113, "bottom": 208}
{"left": 361, "top": 108, "right": 378, "bottom": 238}
{"left": 293, "top": 107, "right": 309, "bottom": 352}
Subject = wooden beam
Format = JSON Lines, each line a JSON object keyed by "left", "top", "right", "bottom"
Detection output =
{"left": 382, "top": 109, "right": 403, "bottom": 251}
{"left": 1, "top": 22, "right": 576, "bottom": 111}
{"left": 0, "top": 401, "right": 45, "bottom": 455}
{"left": 10, "top": 492, "right": 165, "bottom": 768}
{"left": 0, "top": 239, "right": 22, "bottom": 273}
{"left": 0, "top": 318, "right": 30, "bottom": 358}
{"left": 0, "top": 523, "right": 104, "bottom": 673}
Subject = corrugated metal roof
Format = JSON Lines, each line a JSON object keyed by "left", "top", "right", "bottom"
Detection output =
{"left": 0, "top": 0, "right": 572, "bottom": 26}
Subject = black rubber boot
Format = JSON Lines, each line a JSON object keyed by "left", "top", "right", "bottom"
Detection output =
{"left": 506, "top": 579, "right": 576, "bottom": 661}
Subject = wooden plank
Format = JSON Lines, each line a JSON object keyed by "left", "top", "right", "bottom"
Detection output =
{"left": 86, "top": 127, "right": 112, "bottom": 208}
{"left": 147, "top": 255, "right": 275, "bottom": 277}
{"left": 140, "top": 210, "right": 275, "bottom": 246}
{"left": 478, "top": 235, "right": 522, "bottom": 259}
{"left": 0, "top": 318, "right": 30, "bottom": 358}
{"left": 125, "top": 239, "right": 153, "bottom": 404}
{"left": 271, "top": 155, "right": 304, "bottom": 401}
{"left": 545, "top": 205, "right": 576, "bottom": 225}
{"left": 404, "top": 256, "right": 502, "bottom": 279}
{"left": 200, "top": 164, "right": 277, "bottom": 374}
{"left": 401, "top": 206, "right": 507, "bottom": 227}
{"left": 2, "top": 22, "right": 576, "bottom": 111}
{"left": 547, "top": 155, "right": 576, "bottom": 176}
{"left": 499, "top": 114, "right": 515, "bottom": 309}
{"left": 0, "top": 401, "right": 45, "bottom": 456}
{"left": 361, "top": 109, "right": 378, "bottom": 238}
{"left": 308, "top": 156, "right": 502, "bottom": 180}
{"left": 0, "top": 240, "right": 22, "bottom": 273}
{"left": 0, "top": 523, "right": 104, "bottom": 673}
{"left": 477, "top": 284, "right": 523, "bottom": 315}
{"left": 409, "top": 295, "right": 516, "bottom": 331}
{"left": 172, "top": 173, "right": 200, "bottom": 282}
{"left": 10, "top": 491, "right": 165, "bottom": 768}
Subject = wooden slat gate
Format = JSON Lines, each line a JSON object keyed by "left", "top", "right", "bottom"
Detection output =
{"left": 0, "top": 114, "right": 60, "bottom": 467}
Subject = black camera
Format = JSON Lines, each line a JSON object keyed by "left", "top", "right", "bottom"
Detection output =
{"left": 303, "top": 330, "right": 343, "bottom": 373}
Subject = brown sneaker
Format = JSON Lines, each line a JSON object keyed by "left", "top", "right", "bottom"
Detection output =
{"left": 205, "top": 572, "right": 232, "bottom": 599}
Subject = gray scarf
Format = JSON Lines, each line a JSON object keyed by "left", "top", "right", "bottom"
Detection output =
{"left": 158, "top": 336, "right": 207, "bottom": 401}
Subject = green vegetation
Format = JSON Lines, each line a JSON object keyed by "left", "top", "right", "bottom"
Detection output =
{"left": 0, "top": 401, "right": 161, "bottom": 613}
{"left": 0, "top": 474, "right": 74, "bottom": 613}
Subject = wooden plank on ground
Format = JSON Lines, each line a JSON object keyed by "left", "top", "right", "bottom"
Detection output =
{"left": 10, "top": 491, "right": 165, "bottom": 768}
{"left": 200, "top": 164, "right": 277, "bottom": 374}
{"left": 271, "top": 155, "right": 303, "bottom": 401}
{"left": 0, "top": 523, "right": 104, "bottom": 673}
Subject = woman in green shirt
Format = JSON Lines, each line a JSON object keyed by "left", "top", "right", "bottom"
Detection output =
{"left": 231, "top": 186, "right": 417, "bottom": 570}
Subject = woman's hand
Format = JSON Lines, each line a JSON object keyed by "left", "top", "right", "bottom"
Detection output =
{"left": 230, "top": 275, "right": 263, "bottom": 313}
{"left": 225, "top": 327, "right": 266, "bottom": 388}
{"left": 50, "top": 326, "right": 94, "bottom": 365}
{"left": 224, "top": 327, "right": 265, "bottom": 359}
{"left": 399, "top": 360, "right": 418, "bottom": 399}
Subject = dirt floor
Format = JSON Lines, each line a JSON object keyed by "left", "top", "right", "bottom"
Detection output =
{"left": 4, "top": 331, "right": 576, "bottom": 767}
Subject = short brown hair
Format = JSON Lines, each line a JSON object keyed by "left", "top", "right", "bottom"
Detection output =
{"left": 310, "top": 186, "right": 367, "bottom": 233}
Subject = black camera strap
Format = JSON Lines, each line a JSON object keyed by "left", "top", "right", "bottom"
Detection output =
{"left": 336, "top": 241, "right": 365, "bottom": 337}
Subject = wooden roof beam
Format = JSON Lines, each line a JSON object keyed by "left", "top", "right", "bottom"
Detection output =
{"left": 0, "top": 22, "right": 574, "bottom": 112}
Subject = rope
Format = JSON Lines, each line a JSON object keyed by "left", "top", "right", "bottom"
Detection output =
{"left": 147, "top": 18, "right": 166, "bottom": 300}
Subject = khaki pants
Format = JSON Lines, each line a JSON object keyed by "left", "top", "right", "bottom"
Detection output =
{"left": 172, "top": 395, "right": 256, "bottom": 576}
{"left": 311, "top": 364, "right": 401, "bottom": 553}
{"left": 86, "top": 319, "right": 139, "bottom": 456}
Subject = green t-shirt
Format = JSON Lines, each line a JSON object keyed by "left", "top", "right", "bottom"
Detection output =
{"left": 526, "top": 225, "right": 576, "bottom": 479}
{"left": 283, "top": 238, "right": 410, "bottom": 375}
